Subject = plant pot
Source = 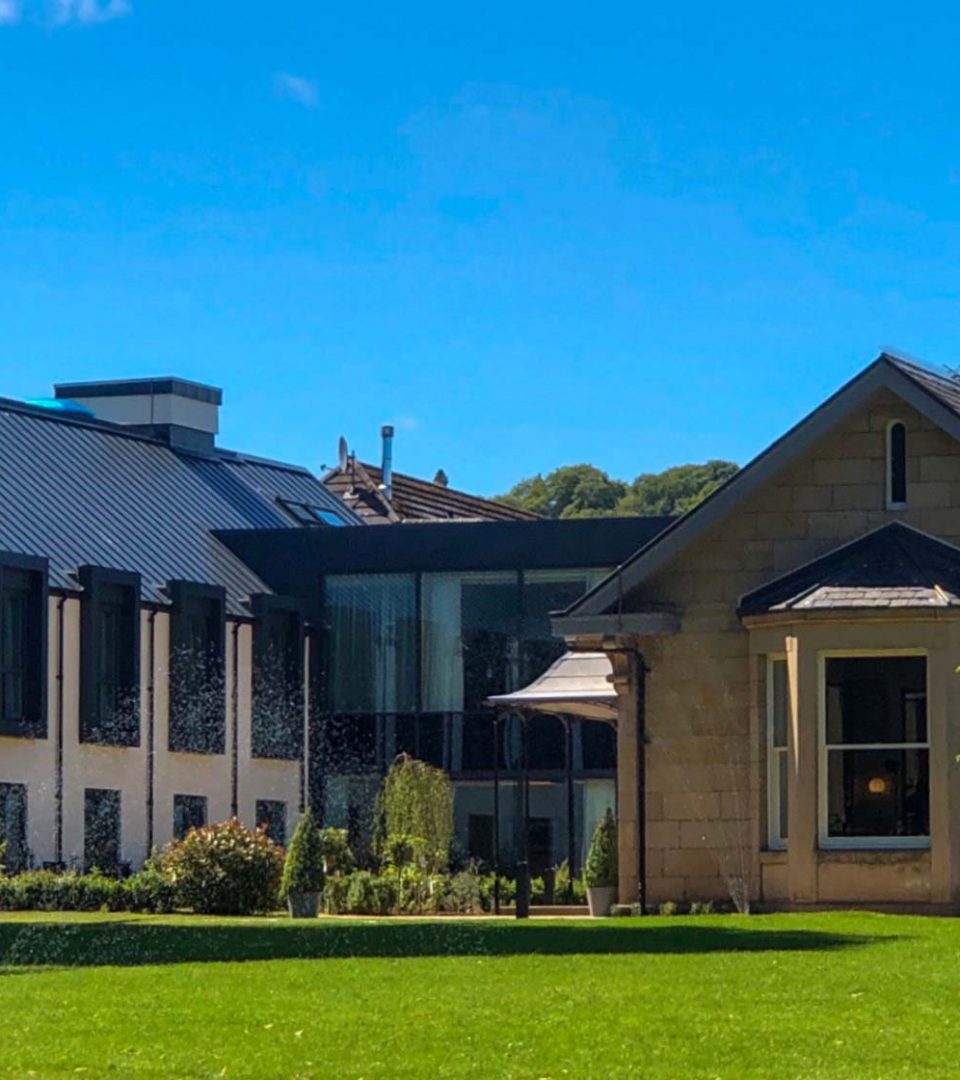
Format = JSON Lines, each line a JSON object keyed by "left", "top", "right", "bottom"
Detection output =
{"left": 287, "top": 891, "right": 321, "bottom": 919}
{"left": 586, "top": 885, "right": 617, "bottom": 918}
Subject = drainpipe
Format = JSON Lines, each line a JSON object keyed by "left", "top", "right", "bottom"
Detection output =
{"left": 230, "top": 621, "right": 240, "bottom": 819}
{"left": 145, "top": 608, "right": 156, "bottom": 856}
{"left": 54, "top": 594, "right": 65, "bottom": 866}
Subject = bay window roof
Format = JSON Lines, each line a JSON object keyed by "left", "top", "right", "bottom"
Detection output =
{"left": 738, "top": 523, "right": 960, "bottom": 616}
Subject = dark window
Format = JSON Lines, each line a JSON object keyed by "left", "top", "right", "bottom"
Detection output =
{"left": 0, "top": 782, "right": 28, "bottom": 872}
{"left": 520, "top": 576, "right": 591, "bottom": 684}
{"left": 79, "top": 568, "right": 140, "bottom": 746}
{"left": 252, "top": 597, "right": 304, "bottom": 760}
{"left": 323, "top": 714, "right": 377, "bottom": 773}
{"left": 325, "top": 575, "right": 417, "bottom": 713}
{"left": 461, "top": 714, "right": 501, "bottom": 772}
{"left": 84, "top": 788, "right": 121, "bottom": 872}
{"left": 279, "top": 500, "right": 346, "bottom": 527}
{"left": 461, "top": 578, "right": 520, "bottom": 711}
{"left": 526, "top": 715, "right": 566, "bottom": 772}
{"left": 468, "top": 813, "right": 494, "bottom": 864}
{"left": 824, "top": 656, "right": 929, "bottom": 841}
{"left": 0, "top": 558, "right": 46, "bottom": 739}
{"left": 173, "top": 794, "right": 207, "bottom": 840}
{"left": 168, "top": 582, "right": 226, "bottom": 754}
{"left": 256, "top": 799, "right": 287, "bottom": 845}
{"left": 581, "top": 720, "right": 617, "bottom": 770}
{"left": 888, "top": 422, "right": 907, "bottom": 506}
{"left": 527, "top": 817, "right": 553, "bottom": 875}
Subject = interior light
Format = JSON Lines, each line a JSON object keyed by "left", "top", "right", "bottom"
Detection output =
{"left": 868, "top": 777, "right": 888, "bottom": 795}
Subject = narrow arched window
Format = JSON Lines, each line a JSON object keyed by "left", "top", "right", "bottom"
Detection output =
{"left": 887, "top": 421, "right": 907, "bottom": 508}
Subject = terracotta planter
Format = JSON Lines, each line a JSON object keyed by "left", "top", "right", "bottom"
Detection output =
{"left": 587, "top": 885, "right": 617, "bottom": 918}
{"left": 287, "top": 891, "right": 321, "bottom": 919}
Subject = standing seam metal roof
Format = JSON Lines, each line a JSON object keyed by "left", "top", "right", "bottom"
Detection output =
{"left": 0, "top": 399, "right": 358, "bottom": 613}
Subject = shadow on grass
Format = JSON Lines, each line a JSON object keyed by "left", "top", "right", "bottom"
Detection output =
{"left": 0, "top": 919, "right": 889, "bottom": 969}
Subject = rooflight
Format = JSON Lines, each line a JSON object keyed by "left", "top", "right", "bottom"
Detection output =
{"left": 23, "top": 397, "right": 96, "bottom": 418}
{"left": 278, "top": 499, "right": 347, "bottom": 527}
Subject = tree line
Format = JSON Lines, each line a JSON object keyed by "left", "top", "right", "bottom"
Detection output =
{"left": 496, "top": 460, "right": 739, "bottom": 519}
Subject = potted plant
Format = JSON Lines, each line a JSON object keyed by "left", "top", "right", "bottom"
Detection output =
{"left": 281, "top": 807, "right": 325, "bottom": 918}
{"left": 584, "top": 810, "right": 618, "bottom": 917}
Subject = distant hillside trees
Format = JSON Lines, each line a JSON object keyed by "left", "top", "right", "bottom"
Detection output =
{"left": 497, "top": 460, "right": 738, "bottom": 519}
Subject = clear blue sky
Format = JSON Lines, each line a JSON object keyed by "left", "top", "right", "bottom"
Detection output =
{"left": 0, "top": 2, "right": 957, "bottom": 494}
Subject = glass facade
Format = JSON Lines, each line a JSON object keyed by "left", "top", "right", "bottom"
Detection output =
{"left": 318, "top": 568, "right": 615, "bottom": 862}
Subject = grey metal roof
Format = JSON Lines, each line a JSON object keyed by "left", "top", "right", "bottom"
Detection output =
{"left": 0, "top": 398, "right": 358, "bottom": 613}
{"left": 486, "top": 651, "right": 618, "bottom": 723}
{"left": 739, "top": 523, "right": 960, "bottom": 615}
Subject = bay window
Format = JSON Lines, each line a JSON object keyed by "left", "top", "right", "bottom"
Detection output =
{"left": 821, "top": 654, "right": 929, "bottom": 848}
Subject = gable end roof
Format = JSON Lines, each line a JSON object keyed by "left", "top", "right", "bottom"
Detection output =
{"left": 561, "top": 353, "right": 960, "bottom": 619}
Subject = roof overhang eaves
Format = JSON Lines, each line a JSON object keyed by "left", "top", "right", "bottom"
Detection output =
{"left": 565, "top": 355, "right": 960, "bottom": 618}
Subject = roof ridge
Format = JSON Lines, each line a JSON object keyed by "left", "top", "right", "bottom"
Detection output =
{"left": 358, "top": 459, "right": 540, "bottom": 517}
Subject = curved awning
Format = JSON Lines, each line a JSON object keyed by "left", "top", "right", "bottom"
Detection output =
{"left": 485, "top": 651, "right": 618, "bottom": 723}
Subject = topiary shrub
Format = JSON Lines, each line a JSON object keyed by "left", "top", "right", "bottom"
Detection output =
{"left": 281, "top": 808, "right": 325, "bottom": 902}
{"left": 584, "top": 810, "right": 618, "bottom": 889}
{"left": 162, "top": 818, "right": 283, "bottom": 915}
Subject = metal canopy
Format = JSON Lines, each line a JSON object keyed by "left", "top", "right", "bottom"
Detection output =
{"left": 486, "top": 651, "right": 618, "bottom": 723}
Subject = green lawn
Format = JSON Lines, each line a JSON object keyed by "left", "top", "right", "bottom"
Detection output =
{"left": 0, "top": 911, "right": 955, "bottom": 1079}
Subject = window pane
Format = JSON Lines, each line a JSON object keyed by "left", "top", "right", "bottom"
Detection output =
{"left": 581, "top": 720, "right": 616, "bottom": 771}
{"left": 778, "top": 750, "right": 789, "bottom": 840}
{"left": 255, "top": 799, "right": 286, "bottom": 846}
{"left": 890, "top": 422, "right": 907, "bottom": 504}
{"left": 461, "top": 577, "right": 519, "bottom": 711}
{"left": 173, "top": 794, "right": 207, "bottom": 840}
{"left": 252, "top": 608, "right": 303, "bottom": 760}
{"left": 84, "top": 788, "right": 121, "bottom": 872}
{"left": 526, "top": 714, "right": 566, "bottom": 772}
{"left": 520, "top": 575, "right": 589, "bottom": 685}
{"left": 825, "top": 656, "right": 926, "bottom": 744}
{"left": 826, "top": 748, "right": 929, "bottom": 838}
{"left": 0, "top": 782, "right": 27, "bottom": 872}
{"left": 326, "top": 575, "right": 417, "bottom": 713}
{"left": 770, "top": 659, "right": 788, "bottom": 748}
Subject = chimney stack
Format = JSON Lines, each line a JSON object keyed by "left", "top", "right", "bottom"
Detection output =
{"left": 53, "top": 377, "right": 222, "bottom": 452}
{"left": 380, "top": 424, "right": 395, "bottom": 502}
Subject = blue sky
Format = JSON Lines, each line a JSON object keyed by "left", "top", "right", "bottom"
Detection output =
{"left": 1, "top": 2, "right": 958, "bottom": 494}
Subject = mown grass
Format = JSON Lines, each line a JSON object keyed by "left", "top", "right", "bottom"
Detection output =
{"left": 0, "top": 911, "right": 954, "bottom": 1078}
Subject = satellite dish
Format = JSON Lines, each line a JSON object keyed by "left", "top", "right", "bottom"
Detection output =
{"left": 338, "top": 436, "right": 349, "bottom": 471}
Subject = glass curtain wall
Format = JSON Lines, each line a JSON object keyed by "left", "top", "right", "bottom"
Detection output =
{"left": 319, "top": 568, "right": 615, "bottom": 856}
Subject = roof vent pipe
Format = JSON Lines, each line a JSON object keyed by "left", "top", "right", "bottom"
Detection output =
{"left": 380, "top": 424, "right": 395, "bottom": 501}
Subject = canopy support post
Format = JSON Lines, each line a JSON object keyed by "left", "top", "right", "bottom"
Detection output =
{"left": 516, "top": 713, "right": 531, "bottom": 919}
{"left": 564, "top": 717, "right": 576, "bottom": 881}
{"left": 493, "top": 711, "right": 501, "bottom": 916}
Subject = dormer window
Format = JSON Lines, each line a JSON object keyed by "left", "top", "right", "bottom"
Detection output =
{"left": 887, "top": 421, "right": 907, "bottom": 509}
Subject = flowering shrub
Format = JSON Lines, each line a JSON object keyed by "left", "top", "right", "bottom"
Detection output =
{"left": 162, "top": 818, "right": 284, "bottom": 915}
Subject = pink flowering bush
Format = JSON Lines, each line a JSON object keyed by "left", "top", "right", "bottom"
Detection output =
{"left": 162, "top": 818, "right": 284, "bottom": 915}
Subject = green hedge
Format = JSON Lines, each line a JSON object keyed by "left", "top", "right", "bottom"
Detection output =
{"left": 0, "top": 869, "right": 175, "bottom": 914}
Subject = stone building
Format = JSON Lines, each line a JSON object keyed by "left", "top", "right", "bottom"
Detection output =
{"left": 554, "top": 353, "right": 960, "bottom": 911}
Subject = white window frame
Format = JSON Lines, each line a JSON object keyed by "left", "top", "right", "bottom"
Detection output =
{"left": 886, "top": 419, "right": 908, "bottom": 510}
{"left": 766, "top": 655, "right": 788, "bottom": 850}
{"left": 818, "top": 649, "right": 929, "bottom": 850}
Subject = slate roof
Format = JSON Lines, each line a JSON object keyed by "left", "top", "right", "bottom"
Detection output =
{"left": 0, "top": 396, "right": 358, "bottom": 613}
{"left": 738, "top": 523, "right": 960, "bottom": 615}
{"left": 323, "top": 460, "right": 539, "bottom": 524}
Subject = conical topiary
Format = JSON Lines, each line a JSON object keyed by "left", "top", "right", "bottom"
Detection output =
{"left": 584, "top": 809, "right": 618, "bottom": 889}
{"left": 281, "top": 807, "right": 325, "bottom": 904}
